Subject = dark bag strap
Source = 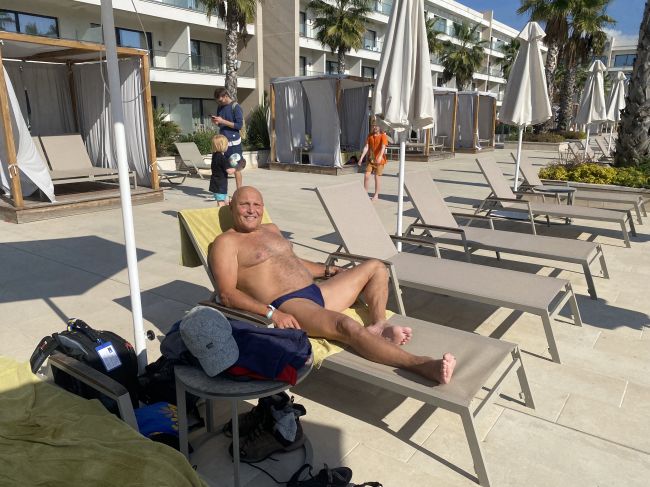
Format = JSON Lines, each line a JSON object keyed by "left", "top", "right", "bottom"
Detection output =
{"left": 67, "top": 318, "right": 102, "bottom": 344}
{"left": 29, "top": 333, "right": 62, "bottom": 373}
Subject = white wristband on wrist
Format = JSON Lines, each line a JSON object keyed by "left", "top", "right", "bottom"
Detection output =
{"left": 265, "top": 304, "right": 276, "bottom": 320}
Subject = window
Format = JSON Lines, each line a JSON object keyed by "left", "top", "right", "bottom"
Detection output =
{"left": 0, "top": 9, "right": 59, "bottom": 38}
{"left": 299, "top": 56, "right": 307, "bottom": 76}
{"left": 114, "top": 27, "right": 153, "bottom": 60}
{"left": 437, "top": 77, "right": 445, "bottom": 87}
{"left": 326, "top": 60, "right": 339, "bottom": 74}
{"left": 179, "top": 97, "right": 219, "bottom": 131}
{"left": 191, "top": 39, "right": 223, "bottom": 73}
{"left": 364, "top": 29, "right": 377, "bottom": 50}
{"left": 613, "top": 54, "right": 636, "bottom": 67}
{"left": 299, "top": 11, "right": 306, "bottom": 37}
{"left": 362, "top": 66, "right": 375, "bottom": 79}
{"left": 433, "top": 16, "right": 446, "bottom": 33}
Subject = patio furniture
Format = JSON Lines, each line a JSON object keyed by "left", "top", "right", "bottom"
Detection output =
{"left": 594, "top": 137, "right": 614, "bottom": 161}
{"left": 176, "top": 206, "right": 536, "bottom": 487}
{"left": 174, "top": 142, "right": 211, "bottom": 178}
{"left": 39, "top": 134, "right": 137, "bottom": 188}
{"left": 513, "top": 153, "right": 645, "bottom": 224}
{"left": 403, "top": 170, "right": 609, "bottom": 300}
{"left": 475, "top": 155, "right": 637, "bottom": 248}
{"left": 316, "top": 181, "right": 583, "bottom": 364}
{"left": 175, "top": 359, "right": 313, "bottom": 487}
{"left": 156, "top": 162, "right": 189, "bottom": 185}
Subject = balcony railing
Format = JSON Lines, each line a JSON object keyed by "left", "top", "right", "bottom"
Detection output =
{"left": 372, "top": 0, "right": 393, "bottom": 15}
{"left": 361, "top": 38, "right": 383, "bottom": 53}
{"left": 145, "top": 0, "right": 206, "bottom": 13}
{"left": 151, "top": 50, "right": 255, "bottom": 77}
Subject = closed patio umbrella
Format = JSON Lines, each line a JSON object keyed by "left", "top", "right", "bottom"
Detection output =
{"left": 498, "top": 21, "right": 551, "bottom": 191}
{"left": 372, "top": 0, "right": 433, "bottom": 249}
{"left": 605, "top": 71, "right": 627, "bottom": 152}
{"left": 575, "top": 59, "right": 608, "bottom": 157}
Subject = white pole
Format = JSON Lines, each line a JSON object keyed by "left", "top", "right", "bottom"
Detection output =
{"left": 584, "top": 126, "right": 591, "bottom": 157}
{"left": 396, "top": 136, "right": 406, "bottom": 252}
{"left": 513, "top": 126, "right": 524, "bottom": 191}
{"left": 101, "top": 0, "right": 147, "bottom": 373}
{"left": 608, "top": 124, "right": 614, "bottom": 154}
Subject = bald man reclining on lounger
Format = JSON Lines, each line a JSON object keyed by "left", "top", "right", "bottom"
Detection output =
{"left": 209, "top": 186, "right": 456, "bottom": 384}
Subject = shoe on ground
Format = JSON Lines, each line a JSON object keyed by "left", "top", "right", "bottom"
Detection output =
{"left": 223, "top": 392, "right": 293, "bottom": 438}
{"left": 229, "top": 420, "right": 305, "bottom": 463}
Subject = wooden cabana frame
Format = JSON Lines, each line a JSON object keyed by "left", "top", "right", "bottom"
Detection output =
{"left": 0, "top": 31, "right": 159, "bottom": 211}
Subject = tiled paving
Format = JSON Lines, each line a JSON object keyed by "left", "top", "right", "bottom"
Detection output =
{"left": 1, "top": 149, "right": 649, "bottom": 486}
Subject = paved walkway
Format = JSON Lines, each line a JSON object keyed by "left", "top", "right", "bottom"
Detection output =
{"left": 1, "top": 149, "right": 649, "bottom": 486}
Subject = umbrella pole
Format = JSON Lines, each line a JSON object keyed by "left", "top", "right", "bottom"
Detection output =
{"left": 608, "top": 124, "right": 614, "bottom": 153}
{"left": 396, "top": 137, "right": 406, "bottom": 252}
{"left": 101, "top": 0, "right": 147, "bottom": 373}
{"left": 584, "top": 127, "right": 591, "bottom": 157}
{"left": 513, "top": 126, "right": 524, "bottom": 191}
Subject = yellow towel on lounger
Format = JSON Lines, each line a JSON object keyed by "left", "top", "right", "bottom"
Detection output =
{"left": 178, "top": 206, "right": 393, "bottom": 366}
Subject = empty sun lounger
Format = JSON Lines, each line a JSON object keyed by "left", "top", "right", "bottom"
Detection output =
{"left": 513, "top": 153, "right": 645, "bottom": 224}
{"left": 39, "top": 134, "right": 137, "bottom": 188}
{"left": 174, "top": 142, "right": 211, "bottom": 179}
{"left": 403, "top": 170, "right": 609, "bottom": 300}
{"left": 475, "top": 155, "right": 637, "bottom": 248}
{"left": 156, "top": 162, "right": 189, "bottom": 185}
{"left": 177, "top": 205, "right": 535, "bottom": 487}
{"left": 316, "top": 181, "right": 583, "bottom": 364}
{"left": 594, "top": 137, "right": 614, "bottom": 161}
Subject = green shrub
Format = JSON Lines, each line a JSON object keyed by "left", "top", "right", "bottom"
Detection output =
{"left": 555, "top": 130, "right": 586, "bottom": 140}
{"left": 178, "top": 130, "right": 219, "bottom": 155}
{"left": 571, "top": 164, "right": 616, "bottom": 184}
{"left": 506, "top": 132, "right": 564, "bottom": 142}
{"left": 539, "top": 164, "right": 569, "bottom": 181}
{"left": 538, "top": 162, "right": 650, "bottom": 188}
{"left": 611, "top": 167, "right": 650, "bottom": 188}
{"left": 244, "top": 99, "right": 270, "bottom": 150}
{"left": 152, "top": 107, "right": 181, "bottom": 157}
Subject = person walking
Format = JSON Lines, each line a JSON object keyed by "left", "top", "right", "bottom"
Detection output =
{"left": 211, "top": 88, "right": 244, "bottom": 190}
{"left": 358, "top": 124, "right": 388, "bottom": 201}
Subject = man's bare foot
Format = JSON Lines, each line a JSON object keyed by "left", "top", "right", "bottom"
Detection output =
{"left": 410, "top": 353, "right": 456, "bottom": 384}
{"left": 366, "top": 322, "right": 412, "bottom": 345}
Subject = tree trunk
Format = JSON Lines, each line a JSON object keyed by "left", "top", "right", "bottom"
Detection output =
{"left": 538, "top": 42, "right": 560, "bottom": 133}
{"left": 557, "top": 65, "right": 577, "bottom": 132}
{"left": 225, "top": 11, "right": 239, "bottom": 100}
{"left": 337, "top": 48, "right": 346, "bottom": 74}
{"left": 616, "top": 3, "right": 650, "bottom": 166}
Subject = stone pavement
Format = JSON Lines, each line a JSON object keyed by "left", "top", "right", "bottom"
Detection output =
{"left": 1, "top": 149, "right": 649, "bottom": 486}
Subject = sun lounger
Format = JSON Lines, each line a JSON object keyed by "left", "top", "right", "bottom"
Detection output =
{"left": 594, "top": 137, "right": 613, "bottom": 160}
{"left": 475, "top": 155, "right": 637, "bottom": 247}
{"left": 316, "top": 181, "right": 583, "bottom": 364}
{"left": 177, "top": 206, "right": 535, "bottom": 487}
{"left": 174, "top": 142, "right": 211, "bottom": 179}
{"left": 39, "top": 134, "right": 137, "bottom": 188}
{"left": 513, "top": 153, "right": 645, "bottom": 224}
{"left": 156, "top": 162, "right": 189, "bottom": 185}
{"left": 403, "top": 169, "right": 609, "bottom": 299}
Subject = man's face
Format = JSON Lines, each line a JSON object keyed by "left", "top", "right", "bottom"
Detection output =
{"left": 231, "top": 188, "right": 264, "bottom": 233}
{"left": 216, "top": 93, "right": 231, "bottom": 106}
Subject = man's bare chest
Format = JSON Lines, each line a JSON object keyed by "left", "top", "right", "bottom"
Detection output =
{"left": 237, "top": 232, "right": 294, "bottom": 268}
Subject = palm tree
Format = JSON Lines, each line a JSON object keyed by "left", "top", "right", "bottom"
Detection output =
{"left": 494, "top": 38, "right": 520, "bottom": 80}
{"left": 307, "top": 0, "right": 372, "bottom": 74}
{"left": 439, "top": 23, "right": 487, "bottom": 91}
{"left": 615, "top": 3, "right": 649, "bottom": 166}
{"left": 425, "top": 18, "right": 445, "bottom": 58}
{"left": 556, "top": 0, "right": 613, "bottom": 131}
{"left": 518, "top": 0, "right": 571, "bottom": 131}
{"left": 197, "top": 0, "right": 258, "bottom": 100}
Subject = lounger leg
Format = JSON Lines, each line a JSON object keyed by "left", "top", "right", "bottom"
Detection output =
{"left": 433, "top": 243, "right": 442, "bottom": 259}
{"left": 567, "top": 286, "right": 583, "bottom": 327}
{"left": 512, "top": 347, "right": 535, "bottom": 410}
{"left": 632, "top": 203, "right": 643, "bottom": 224}
{"left": 460, "top": 409, "right": 491, "bottom": 487}
{"left": 176, "top": 375, "right": 190, "bottom": 459}
{"left": 582, "top": 263, "right": 598, "bottom": 300}
{"left": 620, "top": 221, "right": 631, "bottom": 248}
{"left": 541, "top": 312, "right": 561, "bottom": 364}
{"left": 529, "top": 212, "right": 537, "bottom": 235}
{"left": 598, "top": 246, "right": 610, "bottom": 279}
{"left": 388, "top": 266, "right": 406, "bottom": 315}
{"left": 628, "top": 211, "right": 637, "bottom": 236}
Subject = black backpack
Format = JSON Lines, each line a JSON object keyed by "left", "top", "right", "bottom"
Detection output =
{"left": 30, "top": 318, "right": 140, "bottom": 409}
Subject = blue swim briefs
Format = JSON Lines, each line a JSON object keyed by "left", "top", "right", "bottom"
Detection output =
{"left": 271, "top": 283, "right": 325, "bottom": 309}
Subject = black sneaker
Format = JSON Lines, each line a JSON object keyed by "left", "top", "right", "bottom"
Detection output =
{"left": 229, "top": 420, "right": 305, "bottom": 463}
{"left": 223, "top": 392, "right": 293, "bottom": 438}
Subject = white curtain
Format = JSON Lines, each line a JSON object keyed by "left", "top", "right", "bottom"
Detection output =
{"left": 5, "top": 61, "right": 76, "bottom": 136}
{"left": 274, "top": 81, "right": 306, "bottom": 163}
{"left": 339, "top": 86, "right": 370, "bottom": 150}
{"left": 73, "top": 58, "right": 151, "bottom": 185}
{"left": 303, "top": 79, "right": 341, "bottom": 167}
{"left": 0, "top": 67, "right": 55, "bottom": 201}
{"left": 477, "top": 95, "right": 495, "bottom": 146}
{"left": 455, "top": 92, "right": 475, "bottom": 149}
{"left": 434, "top": 91, "right": 455, "bottom": 140}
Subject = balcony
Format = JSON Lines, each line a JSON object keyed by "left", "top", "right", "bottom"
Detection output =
{"left": 362, "top": 38, "right": 383, "bottom": 53}
{"left": 299, "top": 23, "right": 318, "bottom": 39}
{"left": 372, "top": 0, "right": 393, "bottom": 15}
{"left": 151, "top": 49, "right": 255, "bottom": 77}
{"left": 145, "top": 0, "right": 207, "bottom": 12}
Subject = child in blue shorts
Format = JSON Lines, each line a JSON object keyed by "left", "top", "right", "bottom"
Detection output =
{"left": 210, "top": 135, "right": 235, "bottom": 206}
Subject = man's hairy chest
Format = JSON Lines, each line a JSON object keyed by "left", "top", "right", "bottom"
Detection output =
{"left": 237, "top": 230, "right": 295, "bottom": 269}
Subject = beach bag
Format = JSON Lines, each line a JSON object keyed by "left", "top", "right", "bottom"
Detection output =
{"left": 30, "top": 318, "right": 139, "bottom": 409}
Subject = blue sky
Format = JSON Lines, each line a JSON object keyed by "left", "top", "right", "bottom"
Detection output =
{"left": 461, "top": 0, "right": 644, "bottom": 43}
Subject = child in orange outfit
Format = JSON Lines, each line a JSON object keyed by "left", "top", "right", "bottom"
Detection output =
{"left": 358, "top": 124, "right": 388, "bottom": 201}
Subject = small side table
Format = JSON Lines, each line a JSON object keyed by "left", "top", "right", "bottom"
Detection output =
{"left": 175, "top": 358, "right": 313, "bottom": 487}
{"left": 534, "top": 185, "right": 577, "bottom": 223}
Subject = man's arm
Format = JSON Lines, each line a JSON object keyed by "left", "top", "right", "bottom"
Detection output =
{"left": 299, "top": 259, "right": 344, "bottom": 278}
{"left": 209, "top": 233, "right": 301, "bottom": 329}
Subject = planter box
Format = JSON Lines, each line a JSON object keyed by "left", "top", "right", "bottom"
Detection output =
{"left": 503, "top": 141, "right": 564, "bottom": 152}
{"left": 167, "top": 150, "right": 270, "bottom": 177}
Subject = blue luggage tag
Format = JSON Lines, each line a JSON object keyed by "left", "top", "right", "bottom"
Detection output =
{"left": 95, "top": 342, "right": 122, "bottom": 372}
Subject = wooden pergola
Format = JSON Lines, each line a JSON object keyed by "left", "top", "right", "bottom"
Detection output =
{"left": 0, "top": 31, "right": 159, "bottom": 211}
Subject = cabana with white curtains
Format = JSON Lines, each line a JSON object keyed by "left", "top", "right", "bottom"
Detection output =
{"left": 432, "top": 87, "right": 458, "bottom": 152}
{"left": 270, "top": 75, "right": 373, "bottom": 167}
{"left": 454, "top": 91, "right": 497, "bottom": 152}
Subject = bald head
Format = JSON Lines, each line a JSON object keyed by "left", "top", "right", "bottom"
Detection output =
{"left": 231, "top": 186, "right": 263, "bottom": 206}
{"left": 230, "top": 186, "right": 264, "bottom": 233}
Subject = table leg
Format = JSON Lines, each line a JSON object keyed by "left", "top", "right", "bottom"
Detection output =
{"left": 175, "top": 375, "right": 189, "bottom": 459}
{"left": 232, "top": 400, "right": 241, "bottom": 487}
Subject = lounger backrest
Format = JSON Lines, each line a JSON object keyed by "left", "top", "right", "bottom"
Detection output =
{"left": 518, "top": 158, "right": 543, "bottom": 187}
{"left": 40, "top": 134, "right": 95, "bottom": 171}
{"left": 404, "top": 170, "right": 458, "bottom": 229}
{"left": 175, "top": 142, "right": 204, "bottom": 163}
{"left": 475, "top": 155, "right": 517, "bottom": 199}
{"left": 594, "top": 137, "right": 610, "bottom": 156}
{"left": 31, "top": 136, "right": 51, "bottom": 170}
{"left": 316, "top": 182, "right": 398, "bottom": 260}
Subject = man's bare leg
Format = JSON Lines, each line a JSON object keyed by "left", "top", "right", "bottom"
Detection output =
{"left": 280, "top": 300, "right": 455, "bottom": 384}
{"left": 318, "top": 260, "right": 411, "bottom": 345}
